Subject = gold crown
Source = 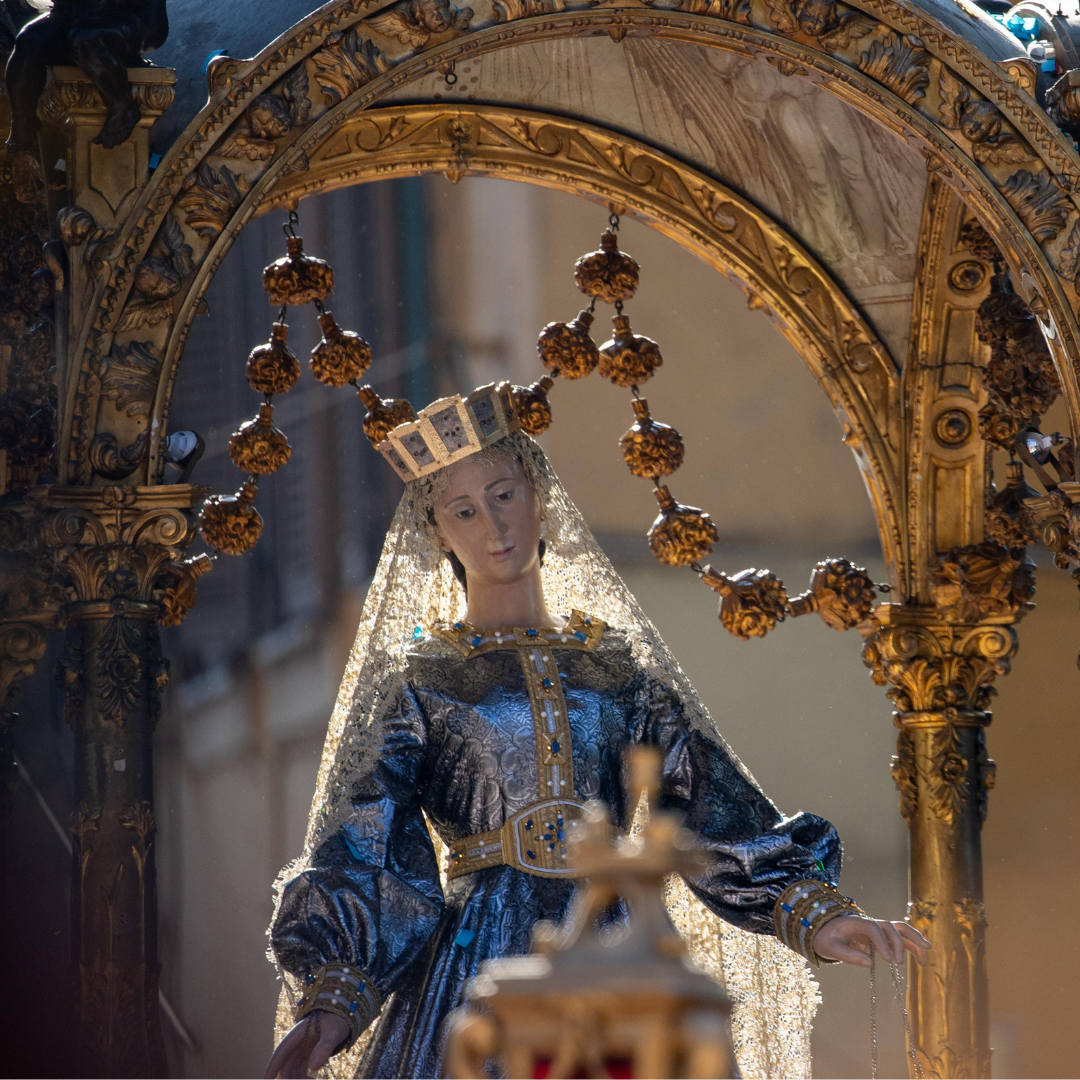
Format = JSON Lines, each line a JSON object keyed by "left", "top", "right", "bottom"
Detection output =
{"left": 377, "top": 382, "right": 521, "bottom": 482}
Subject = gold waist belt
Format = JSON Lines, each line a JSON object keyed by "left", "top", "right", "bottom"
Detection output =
{"left": 446, "top": 799, "right": 588, "bottom": 880}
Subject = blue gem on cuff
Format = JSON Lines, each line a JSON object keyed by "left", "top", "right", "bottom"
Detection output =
{"left": 574, "top": 631, "right": 586, "bottom": 640}
{"left": 542, "top": 677, "right": 552, "bottom": 687}
{"left": 550, "top": 740, "right": 560, "bottom": 753}
{"left": 472, "top": 635, "right": 482, "bottom": 646}
{"left": 526, "top": 628, "right": 538, "bottom": 636}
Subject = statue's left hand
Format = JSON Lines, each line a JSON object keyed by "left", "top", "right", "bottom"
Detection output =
{"left": 813, "top": 914, "right": 930, "bottom": 968}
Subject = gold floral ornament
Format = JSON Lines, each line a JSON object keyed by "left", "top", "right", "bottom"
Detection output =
{"left": 700, "top": 564, "right": 788, "bottom": 640}
{"left": 648, "top": 485, "right": 718, "bottom": 567}
{"left": 620, "top": 398, "right": 684, "bottom": 478}
{"left": 574, "top": 229, "right": 640, "bottom": 305}
{"left": 310, "top": 311, "right": 372, "bottom": 387}
{"left": 786, "top": 557, "right": 878, "bottom": 631}
{"left": 247, "top": 321, "right": 301, "bottom": 396}
{"left": 356, "top": 385, "right": 417, "bottom": 446}
{"left": 510, "top": 376, "right": 555, "bottom": 436}
{"left": 228, "top": 403, "right": 292, "bottom": 474}
{"left": 199, "top": 481, "right": 264, "bottom": 555}
{"left": 262, "top": 234, "right": 334, "bottom": 307}
{"left": 985, "top": 461, "right": 1041, "bottom": 548}
{"left": 599, "top": 314, "right": 662, "bottom": 388}
{"left": 537, "top": 309, "right": 599, "bottom": 379}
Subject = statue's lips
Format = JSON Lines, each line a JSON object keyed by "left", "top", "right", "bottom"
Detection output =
{"left": 488, "top": 545, "right": 515, "bottom": 559}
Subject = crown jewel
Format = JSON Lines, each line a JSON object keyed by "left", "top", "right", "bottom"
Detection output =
{"left": 376, "top": 382, "right": 521, "bottom": 482}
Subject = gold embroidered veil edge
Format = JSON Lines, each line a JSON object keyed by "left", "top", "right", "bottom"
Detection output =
{"left": 269, "top": 430, "right": 818, "bottom": 1079}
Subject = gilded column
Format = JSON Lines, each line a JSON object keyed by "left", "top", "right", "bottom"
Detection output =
{"left": 40, "top": 484, "right": 206, "bottom": 1078}
{"left": 863, "top": 544, "right": 1032, "bottom": 1079}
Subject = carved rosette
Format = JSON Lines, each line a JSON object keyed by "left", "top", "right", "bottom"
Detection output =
{"left": 598, "top": 315, "right": 662, "bottom": 388}
{"left": 510, "top": 376, "right": 555, "bottom": 436}
{"left": 573, "top": 230, "right": 639, "bottom": 304}
{"left": 647, "top": 485, "right": 718, "bottom": 567}
{"left": 263, "top": 235, "right": 334, "bottom": 306}
{"left": 228, "top": 403, "right": 292, "bottom": 474}
{"left": 619, "top": 398, "right": 684, "bottom": 479}
{"left": 247, "top": 322, "right": 301, "bottom": 396}
{"left": 310, "top": 312, "right": 372, "bottom": 387}
{"left": 700, "top": 564, "right": 788, "bottom": 640}
{"left": 537, "top": 309, "right": 599, "bottom": 379}
{"left": 199, "top": 482, "right": 264, "bottom": 555}
{"left": 357, "top": 385, "right": 417, "bottom": 446}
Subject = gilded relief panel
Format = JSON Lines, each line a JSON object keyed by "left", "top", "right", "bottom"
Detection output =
{"left": 387, "top": 35, "right": 927, "bottom": 366}
{"left": 906, "top": 176, "right": 993, "bottom": 601}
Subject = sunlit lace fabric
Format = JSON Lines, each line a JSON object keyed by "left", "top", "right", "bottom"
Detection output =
{"left": 270, "top": 430, "right": 831, "bottom": 1079}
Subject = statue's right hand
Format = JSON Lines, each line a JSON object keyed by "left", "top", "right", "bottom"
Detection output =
{"left": 264, "top": 1011, "right": 352, "bottom": 1079}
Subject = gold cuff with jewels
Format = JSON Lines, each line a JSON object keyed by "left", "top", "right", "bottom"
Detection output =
{"left": 294, "top": 962, "right": 382, "bottom": 1048}
{"left": 773, "top": 880, "right": 866, "bottom": 966}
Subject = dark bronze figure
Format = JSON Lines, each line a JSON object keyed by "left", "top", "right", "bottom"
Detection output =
{"left": 4, "top": 0, "right": 169, "bottom": 152}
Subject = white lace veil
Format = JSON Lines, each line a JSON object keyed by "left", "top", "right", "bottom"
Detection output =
{"left": 272, "top": 430, "right": 818, "bottom": 1079}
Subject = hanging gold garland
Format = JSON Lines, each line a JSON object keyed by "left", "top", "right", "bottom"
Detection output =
{"left": 518, "top": 208, "right": 883, "bottom": 640}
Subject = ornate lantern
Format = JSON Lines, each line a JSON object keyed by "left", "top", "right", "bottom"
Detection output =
{"left": 444, "top": 749, "right": 736, "bottom": 1080}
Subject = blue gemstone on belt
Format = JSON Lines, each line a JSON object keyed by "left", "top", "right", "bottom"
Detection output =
{"left": 349, "top": 1000, "right": 359, "bottom": 1012}
{"left": 525, "top": 819, "right": 533, "bottom": 830}
{"left": 453, "top": 622, "right": 464, "bottom": 630}
{"left": 574, "top": 631, "right": 586, "bottom": 640}
{"left": 542, "top": 677, "right": 552, "bottom": 688}
{"left": 801, "top": 918, "right": 812, "bottom": 928}
{"left": 550, "top": 740, "right": 560, "bottom": 754}
{"left": 557, "top": 829, "right": 565, "bottom": 840}
{"left": 527, "top": 850, "right": 536, "bottom": 859}
{"left": 472, "top": 635, "right": 482, "bottom": 646}
{"left": 526, "top": 628, "right": 538, "bottom": 636}
{"left": 782, "top": 903, "right": 793, "bottom": 913}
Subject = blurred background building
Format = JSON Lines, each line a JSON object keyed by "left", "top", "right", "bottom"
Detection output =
{"left": 4, "top": 173, "right": 1078, "bottom": 1078}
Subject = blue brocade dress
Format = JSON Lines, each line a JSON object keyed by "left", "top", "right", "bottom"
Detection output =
{"left": 271, "top": 614, "right": 840, "bottom": 1078}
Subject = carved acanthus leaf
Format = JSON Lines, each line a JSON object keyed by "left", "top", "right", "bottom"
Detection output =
{"left": 998, "top": 169, "right": 1070, "bottom": 244}
{"left": 100, "top": 341, "right": 161, "bottom": 418}
{"left": 176, "top": 164, "right": 252, "bottom": 239}
{"left": 858, "top": 32, "right": 931, "bottom": 104}
{"left": 311, "top": 29, "right": 391, "bottom": 106}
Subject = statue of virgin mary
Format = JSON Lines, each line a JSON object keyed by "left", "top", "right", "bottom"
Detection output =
{"left": 265, "top": 383, "right": 927, "bottom": 1080}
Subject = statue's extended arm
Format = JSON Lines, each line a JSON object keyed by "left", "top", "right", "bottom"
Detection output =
{"left": 268, "top": 685, "right": 444, "bottom": 1071}
{"left": 629, "top": 674, "right": 929, "bottom": 969}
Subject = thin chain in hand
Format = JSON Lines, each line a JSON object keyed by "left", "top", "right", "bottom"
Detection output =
{"left": 889, "top": 957, "right": 924, "bottom": 1080}
{"left": 869, "top": 945, "right": 878, "bottom": 1080}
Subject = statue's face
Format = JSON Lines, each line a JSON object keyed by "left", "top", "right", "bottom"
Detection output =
{"left": 433, "top": 454, "right": 543, "bottom": 589}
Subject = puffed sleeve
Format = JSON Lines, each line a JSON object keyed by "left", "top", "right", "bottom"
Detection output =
{"left": 628, "top": 674, "right": 841, "bottom": 936}
{"left": 271, "top": 684, "right": 445, "bottom": 1001}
